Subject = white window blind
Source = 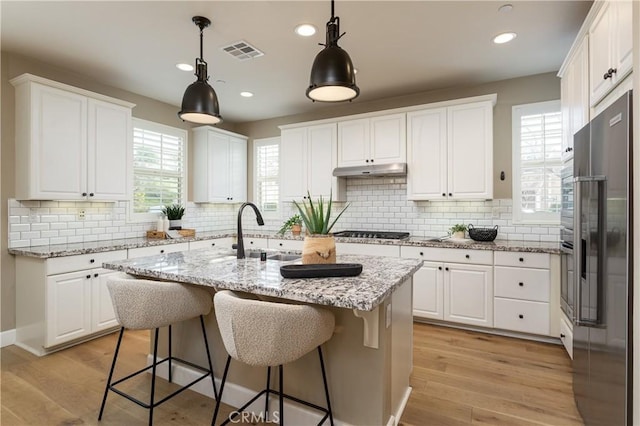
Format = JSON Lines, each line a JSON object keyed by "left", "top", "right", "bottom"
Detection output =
{"left": 132, "top": 119, "right": 187, "bottom": 219}
{"left": 254, "top": 137, "right": 280, "bottom": 214}
{"left": 512, "top": 100, "right": 562, "bottom": 224}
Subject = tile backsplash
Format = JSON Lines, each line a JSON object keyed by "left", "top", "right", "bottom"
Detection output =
{"left": 8, "top": 177, "right": 560, "bottom": 248}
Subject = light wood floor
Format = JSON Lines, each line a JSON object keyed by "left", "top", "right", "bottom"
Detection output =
{"left": 1, "top": 323, "right": 583, "bottom": 425}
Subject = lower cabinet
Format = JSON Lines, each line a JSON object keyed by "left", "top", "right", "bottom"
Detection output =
{"left": 189, "top": 237, "right": 235, "bottom": 251}
{"left": 444, "top": 263, "right": 494, "bottom": 327}
{"left": 412, "top": 261, "right": 444, "bottom": 320}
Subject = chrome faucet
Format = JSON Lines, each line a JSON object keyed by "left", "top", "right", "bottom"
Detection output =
{"left": 235, "top": 202, "right": 264, "bottom": 259}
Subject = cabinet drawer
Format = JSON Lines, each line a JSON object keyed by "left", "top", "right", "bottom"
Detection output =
{"left": 128, "top": 243, "right": 189, "bottom": 259}
{"left": 268, "top": 239, "right": 304, "bottom": 251}
{"left": 494, "top": 266, "right": 550, "bottom": 302}
{"left": 47, "top": 250, "right": 127, "bottom": 275}
{"left": 494, "top": 298, "right": 550, "bottom": 336}
{"left": 189, "top": 238, "right": 234, "bottom": 251}
{"left": 401, "top": 246, "right": 492, "bottom": 265}
{"left": 336, "top": 243, "right": 400, "bottom": 257}
{"left": 560, "top": 315, "right": 573, "bottom": 359}
{"left": 243, "top": 238, "right": 269, "bottom": 250}
{"left": 494, "top": 251, "right": 550, "bottom": 269}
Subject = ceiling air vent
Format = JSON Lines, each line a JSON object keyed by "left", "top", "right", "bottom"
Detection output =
{"left": 221, "top": 40, "right": 264, "bottom": 61}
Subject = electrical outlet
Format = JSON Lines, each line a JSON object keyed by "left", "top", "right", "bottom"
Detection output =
{"left": 78, "top": 209, "right": 86, "bottom": 220}
{"left": 28, "top": 208, "right": 38, "bottom": 223}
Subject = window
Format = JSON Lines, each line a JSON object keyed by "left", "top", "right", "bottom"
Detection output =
{"left": 131, "top": 119, "right": 187, "bottom": 221}
{"left": 253, "top": 137, "right": 280, "bottom": 216}
{"left": 512, "top": 100, "right": 562, "bottom": 224}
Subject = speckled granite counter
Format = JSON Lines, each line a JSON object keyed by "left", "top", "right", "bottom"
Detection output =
{"left": 9, "top": 230, "right": 560, "bottom": 258}
{"left": 103, "top": 248, "right": 423, "bottom": 311}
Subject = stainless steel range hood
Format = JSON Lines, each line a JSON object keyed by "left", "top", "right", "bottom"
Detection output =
{"left": 332, "top": 162, "right": 407, "bottom": 177}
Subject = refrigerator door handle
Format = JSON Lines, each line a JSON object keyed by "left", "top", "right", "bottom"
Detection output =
{"left": 574, "top": 179, "right": 583, "bottom": 325}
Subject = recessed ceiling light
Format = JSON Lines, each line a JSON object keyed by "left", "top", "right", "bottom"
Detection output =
{"left": 493, "top": 32, "right": 517, "bottom": 44}
{"left": 498, "top": 4, "right": 513, "bottom": 13}
{"left": 240, "top": 91, "right": 254, "bottom": 98}
{"left": 295, "top": 24, "right": 317, "bottom": 37}
{"left": 176, "top": 63, "right": 194, "bottom": 72}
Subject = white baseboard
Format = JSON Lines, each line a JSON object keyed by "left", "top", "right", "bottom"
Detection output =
{"left": 388, "top": 386, "right": 412, "bottom": 426}
{"left": 1, "top": 329, "right": 16, "bottom": 348}
{"left": 146, "top": 355, "right": 355, "bottom": 426}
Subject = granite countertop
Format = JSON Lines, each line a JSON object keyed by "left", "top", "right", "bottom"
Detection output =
{"left": 103, "top": 248, "right": 423, "bottom": 311}
{"left": 9, "top": 230, "right": 560, "bottom": 258}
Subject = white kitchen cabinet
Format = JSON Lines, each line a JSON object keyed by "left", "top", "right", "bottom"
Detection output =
{"left": 560, "top": 35, "right": 589, "bottom": 160}
{"left": 335, "top": 242, "right": 400, "bottom": 257}
{"left": 337, "top": 113, "right": 406, "bottom": 167}
{"left": 10, "top": 74, "right": 134, "bottom": 201}
{"left": 243, "top": 237, "right": 269, "bottom": 250}
{"left": 189, "top": 237, "right": 235, "bottom": 251}
{"left": 280, "top": 123, "right": 345, "bottom": 202}
{"left": 268, "top": 238, "right": 304, "bottom": 251}
{"left": 412, "top": 261, "right": 444, "bottom": 320}
{"left": 588, "top": 1, "right": 633, "bottom": 106}
{"left": 444, "top": 263, "right": 494, "bottom": 327}
{"left": 560, "top": 312, "right": 574, "bottom": 359}
{"left": 128, "top": 242, "right": 189, "bottom": 259}
{"left": 16, "top": 249, "right": 128, "bottom": 355}
{"left": 407, "top": 100, "right": 494, "bottom": 200}
{"left": 192, "top": 126, "right": 248, "bottom": 203}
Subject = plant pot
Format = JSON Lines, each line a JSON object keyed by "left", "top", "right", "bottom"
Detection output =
{"left": 291, "top": 224, "right": 302, "bottom": 236}
{"left": 169, "top": 219, "right": 182, "bottom": 230}
{"left": 453, "top": 231, "right": 465, "bottom": 239}
{"left": 302, "top": 235, "right": 336, "bottom": 264}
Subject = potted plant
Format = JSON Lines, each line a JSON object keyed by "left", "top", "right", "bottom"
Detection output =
{"left": 449, "top": 224, "right": 468, "bottom": 239}
{"left": 278, "top": 214, "right": 303, "bottom": 236}
{"left": 162, "top": 204, "right": 185, "bottom": 230}
{"left": 293, "top": 191, "right": 349, "bottom": 264}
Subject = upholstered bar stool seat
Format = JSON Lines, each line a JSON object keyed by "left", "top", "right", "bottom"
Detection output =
{"left": 212, "top": 290, "right": 335, "bottom": 426}
{"left": 98, "top": 274, "right": 217, "bottom": 426}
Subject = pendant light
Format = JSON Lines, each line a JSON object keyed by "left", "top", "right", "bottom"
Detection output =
{"left": 306, "top": 0, "right": 359, "bottom": 102}
{"left": 178, "top": 16, "right": 222, "bottom": 124}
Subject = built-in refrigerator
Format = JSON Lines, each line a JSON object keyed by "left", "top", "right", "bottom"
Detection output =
{"left": 572, "top": 90, "right": 633, "bottom": 425}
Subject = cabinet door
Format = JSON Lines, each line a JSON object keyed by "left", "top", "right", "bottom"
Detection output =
{"left": 612, "top": 1, "right": 632, "bottom": 84}
{"left": 447, "top": 102, "right": 493, "bottom": 199}
{"left": 128, "top": 242, "right": 190, "bottom": 259}
{"left": 589, "top": 2, "right": 612, "bottom": 106}
{"left": 280, "top": 128, "right": 308, "bottom": 201}
{"left": 87, "top": 99, "right": 131, "bottom": 200}
{"left": 337, "top": 118, "right": 369, "bottom": 167}
{"left": 407, "top": 108, "right": 447, "bottom": 200}
{"left": 444, "top": 263, "right": 493, "bottom": 327}
{"left": 91, "top": 268, "right": 120, "bottom": 332}
{"left": 207, "top": 131, "right": 231, "bottom": 202}
{"left": 370, "top": 114, "right": 406, "bottom": 164}
{"left": 46, "top": 270, "right": 92, "bottom": 347}
{"left": 413, "top": 262, "right": 444, "bottom": 320}
{"left": 307, "top": 123, "right": 337, "bottom": 198}
{"left": 31, "top": 83, "right": 88, "bottom": 200}
{"left": 229, "top": 136, "right": 247, "bottom": 203}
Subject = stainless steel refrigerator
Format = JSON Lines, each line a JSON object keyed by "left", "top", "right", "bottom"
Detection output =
{"left": 573, "top": 90, "right": 633, "bottom": 425}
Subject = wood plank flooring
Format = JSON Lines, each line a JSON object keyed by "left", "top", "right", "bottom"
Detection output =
{"left": 1, "top": 323, "right": 583, "bottom": 425}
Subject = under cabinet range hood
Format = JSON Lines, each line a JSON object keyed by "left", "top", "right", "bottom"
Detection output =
{"left": 332, "top": 163, "right": 407, "bottom": 177}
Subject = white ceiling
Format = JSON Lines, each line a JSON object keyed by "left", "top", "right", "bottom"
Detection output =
{"left": 1, "top": 1, "right": 592, "bottom": 124}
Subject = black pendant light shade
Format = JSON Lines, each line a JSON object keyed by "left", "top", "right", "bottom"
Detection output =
{"left": 179, "top": 16, "right": 222, "bottom": 124}
{"left": 306, "top": 1, "right": 359, "bottom": 102}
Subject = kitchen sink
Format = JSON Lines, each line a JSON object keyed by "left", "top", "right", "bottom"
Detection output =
{"left": 267, "top": 254, "right": 301, "bottom": 261}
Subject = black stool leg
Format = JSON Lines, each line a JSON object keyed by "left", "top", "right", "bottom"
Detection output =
{"left": 199, "top": 315, "right": 218, "bottom": 400}
{"left": 265, "top": 366, "right": 271, "bottom": 421}
{"left": 278, "top": 365, "right": 284, "bottom": 426}
{"left": 212, "top": 355, "right": 231, "bottom": 426}
{"left": 318, "top": 347, "right": 334, "bottom": 426}
{"left": 168, "top": 324, "right": 172, "bottom": 383}
{"left": 149, "top": 328, "right": 160, "bottom": 426}
{"left": 98, "top": 327, "right": 125, "bottom": 421}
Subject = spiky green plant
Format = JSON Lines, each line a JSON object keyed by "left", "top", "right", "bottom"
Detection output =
{"left": 293, "top": 191, "right": 349, "bottom": 235}
{"left": 162, "top": 204, "right": 185, "bottom": 220}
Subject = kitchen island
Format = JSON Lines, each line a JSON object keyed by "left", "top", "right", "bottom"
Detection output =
{"left": 104, "top": 248, "right": 422, "bottom": 425}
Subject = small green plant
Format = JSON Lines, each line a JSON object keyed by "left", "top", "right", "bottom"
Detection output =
{"left": 277, "top": 214, "right": 303, "bottom": 235}
{"left": 162, "top": 204, "right": 185, "bottom": 220}
{"left": 449, "top": 224, "right": 468, "bottom": 234}
{"left": 293, "top": 191, "right": 349, "bottom": 235}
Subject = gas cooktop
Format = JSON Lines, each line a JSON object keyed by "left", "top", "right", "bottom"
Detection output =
{"left": 333, "top": 230, "right": 410, "bottom": 240}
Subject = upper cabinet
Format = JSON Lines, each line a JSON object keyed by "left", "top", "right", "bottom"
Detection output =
{"left": 588, "top": 1, "right": 632, "bottom": 106}
{"left": 280, "top": 123, "right": 345, "bottom": 202}
{"left": 11, "top": 74, "right": 134, "bottom": 201}
{"left": 337, "top": 113, "right": 406, "bottom": 167}
{"left": 559, "top": 36, "right": 589, "bottom": 160}
{"left": 407, "top": 99, "right": 494, "bottom": 200}
{"left": 192, "top": 126, "right": 248, "bottom": 203}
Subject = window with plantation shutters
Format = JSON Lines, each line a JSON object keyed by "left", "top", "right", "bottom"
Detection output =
{"left": 512, "top": 100, "right": 562, "bottom": 224}
{"left": 253, "top": 137, "right": 279, "bottom": 215}
{"left": 131, "top": 119, "right": 187, "bottom": 220}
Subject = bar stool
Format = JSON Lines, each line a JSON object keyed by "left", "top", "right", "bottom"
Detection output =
{"left": 212, "top": 290, "right": 335, "bottom": 426}
{"left": 98, "top": 274, "right": 217, "bottom": 425}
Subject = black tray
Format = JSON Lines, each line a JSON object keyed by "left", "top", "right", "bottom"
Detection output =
{"left": 280, "top": 263, "right": 363, "bottom": 278}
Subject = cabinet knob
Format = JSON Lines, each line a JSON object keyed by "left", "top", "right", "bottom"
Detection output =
{"left": 445, "top": 267, "right": 449, "bottom": 271}
{"left": 89, "top": 193, "right": 94, "bottom": 197}
{"left": 86, "top": 275, "right": 91, "bottom": 279}
{"left": 567, "top": 147, "right": 573, "bottom": 152}
{"left": 250, "top": 241, "right": 254, "bottom": 245}
{"left": 560, "top": 333, "right": 566, "bottom": 338}
{"left": 442, "top": 193, "right": 446, "bottom": 197}
{"left": 518, "top": 314, "right": 524, "bottom": 319}
{"left": 438, "top": 266, "right": 442, "bottom": 270}
{"left": 279, "top": 243, "right": 283, "bottom": 246}
{"left": 94, "top": 273, "right": 99, "bottom": 278}
{"left": 448, "top": 193, "right": 452, "bottom": 197}
{"left": 465, "top": 254, "right": 470, "bottom": 259}
{"left": 82, "top": 192, "right": 87, "bottom": 196}
{"left": 519, "top": 257, "right": 524, "bottom": 262}
{"left": 370, "top": 159, "right": 374, "bottom": 163}
{"left": 160, "top": 249, "right": 165, "bottom": 253}
{"left": 519, "top": 282, "right": 524, "bottom": 287}
{"left": 419, "top": 251, "right": 423, "bottom": 256}
{"left": 90, "top": 259, "right": 95, "bottom": 263}
{"left": 211, "top": 243, "right": 216, "bottom": 246}
{"left": 603, "top": 68, "right": 617, "bottom": 80}
{"left": 365, "top": 159, "right": 369, "bottom": 163}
